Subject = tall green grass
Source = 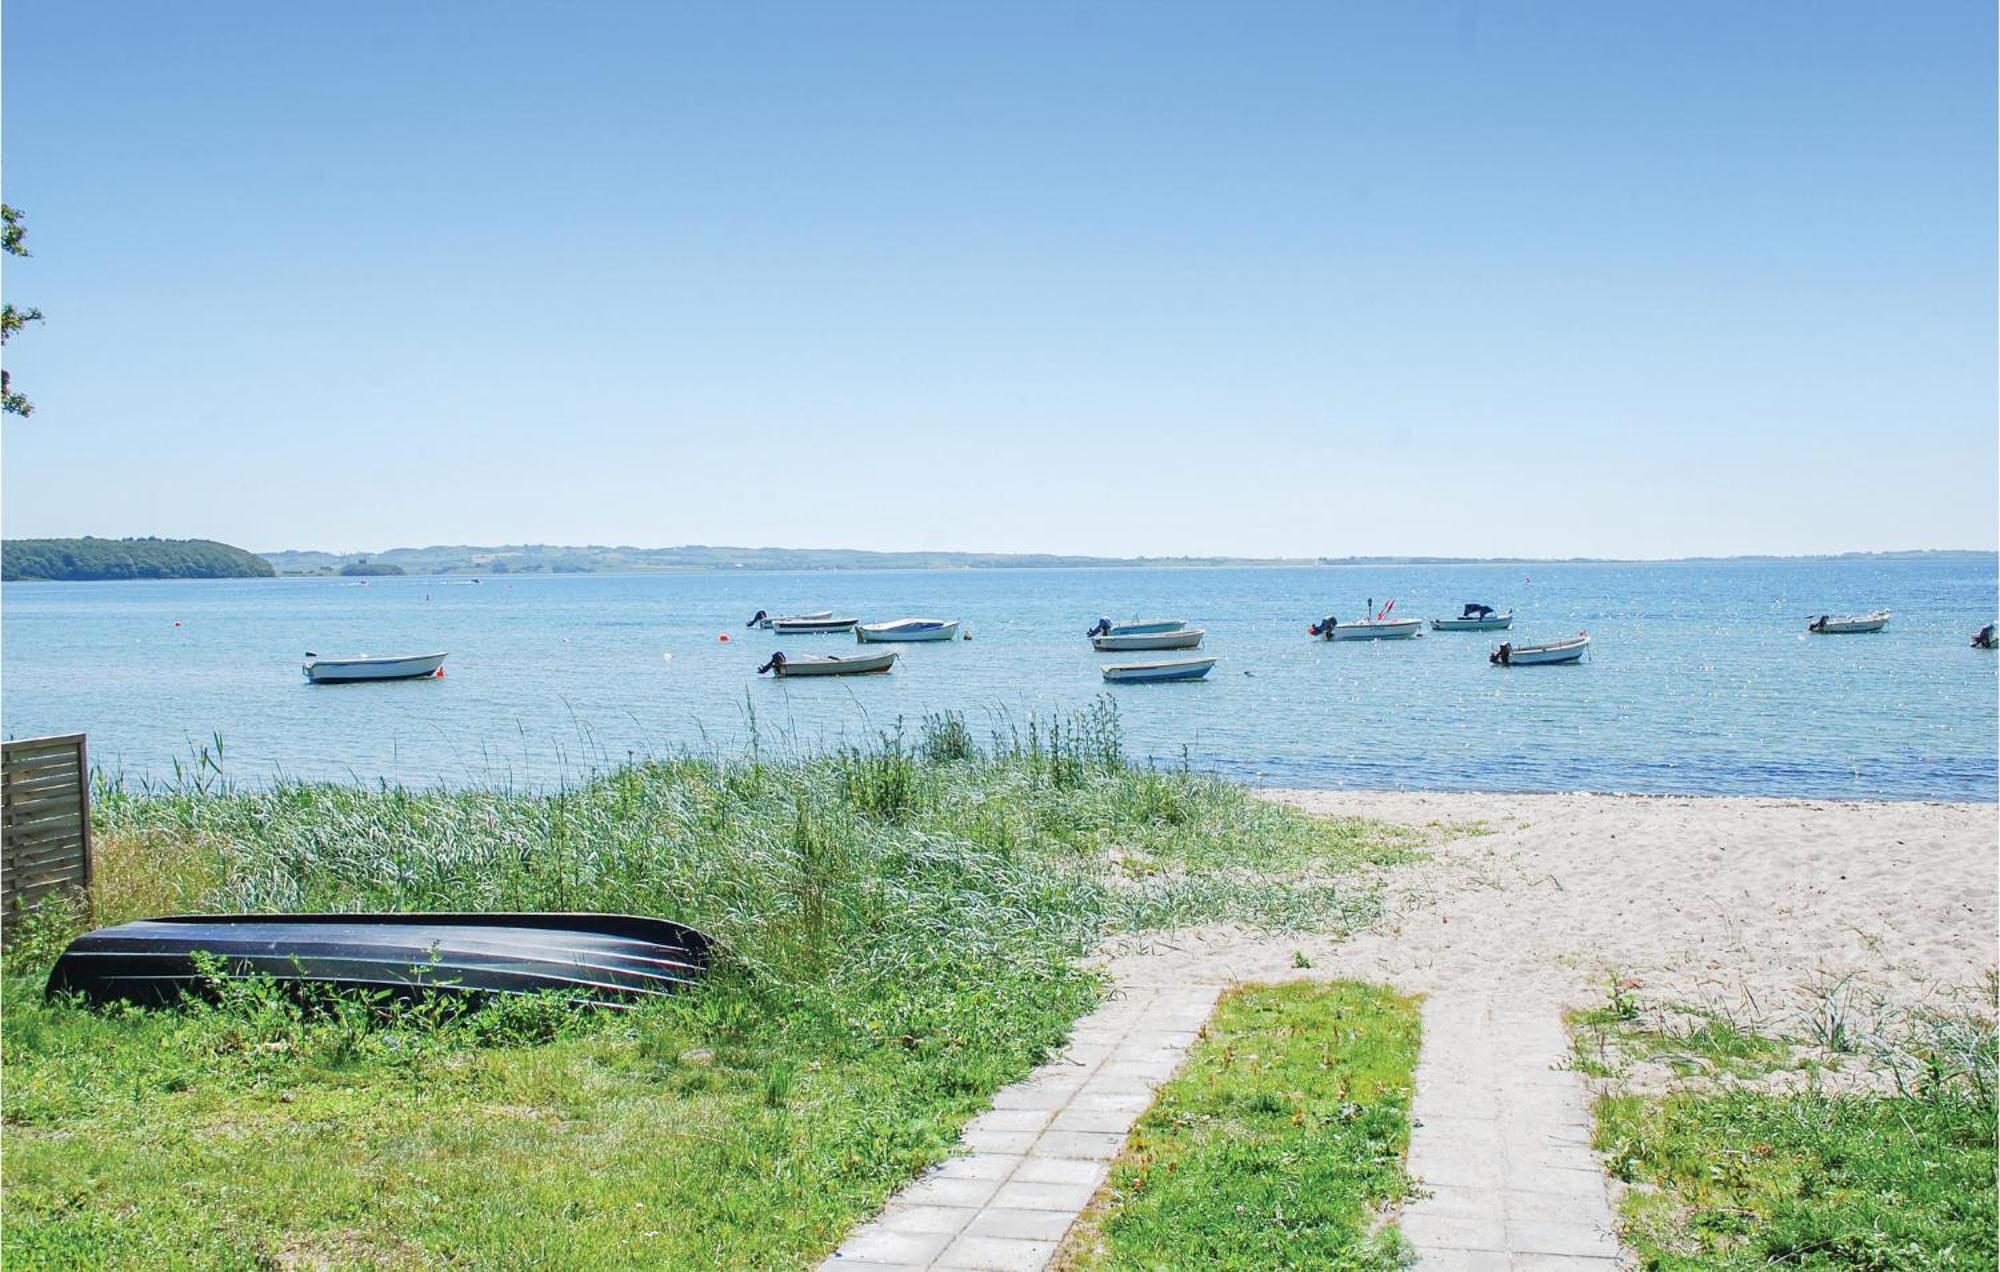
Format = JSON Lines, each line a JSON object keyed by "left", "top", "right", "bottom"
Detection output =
{"left": 4, "top": 704, "right": 1420, "bottom": 1270}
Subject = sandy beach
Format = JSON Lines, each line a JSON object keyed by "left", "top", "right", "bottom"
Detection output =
{"left": 1108, "top": 790, "right": 1997, "bottom": 1032}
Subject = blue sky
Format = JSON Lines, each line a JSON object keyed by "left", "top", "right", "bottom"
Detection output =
{"left": 3, "top": 2, "right": 1993, "bottom": 558}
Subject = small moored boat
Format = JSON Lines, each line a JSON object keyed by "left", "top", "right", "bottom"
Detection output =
{"left": 1091, "top": 627, "right": 1205, "bottom": 652}
{"left": 758, "top": 650, "right": 897, "bottom": 677}
{"left": 1807, "top": 610, "right": 1890, "bottom": 635}
{"left": 747, "top": 609, "right": 835, "bottom": 630}
{"left": 1310, "top": 616, "right": 1423, "bottom": 641}
{"left": 1491, "top": 633, "right": 1590, "bottom": 666}
{"left": 303, "top": 651, "right": 447, "bottom": 683}
{"left": 1086, "top": 617, "right": 1187, "bottom": 638}
{"left": 856, "top": 618, "right": 961, "bottom": 643}
{"left": 45, "top": 912, "right": 710, "bottom": 1009}
{"left": 1101, "top": 656, "right": 1217, "bottom": 683}
{"left": 1431, "top": 603, "right": 1514, "bottom": 632}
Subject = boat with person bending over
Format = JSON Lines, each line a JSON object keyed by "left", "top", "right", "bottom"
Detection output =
{"left": 1807, "top": 610, "right": 1890, "bottom": 635}
{"left": 302, "top": 651, "right": 447, "bottom": 683}
{"left": 1085, "top": 617, "right": 1187, "bottom": 638}
{"left": 1431, "top": 603, "right": 1514, "bottom": 632}
{"left": 757, "top": 650, "right": 897, "bottom": 677}
{"left": 856, "top": 618, "right": 961, "bottom": 643}
{"left": 1491, "top": 633, "right": 1590, "bottom": 666}
{"left": 1091, "top": 627, "right": 1205, "bottom": 652}
{"left": 1101, "top": 655, "right": 1216, "bottom": 683}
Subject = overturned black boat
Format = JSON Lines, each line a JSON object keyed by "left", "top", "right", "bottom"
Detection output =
{"left": 46, "top": 912, "right": 711, "bottom": 1009}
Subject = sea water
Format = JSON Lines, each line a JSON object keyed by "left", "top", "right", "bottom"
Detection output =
{"left": 3, "top": 559, "right": 1994, "bottom": 800}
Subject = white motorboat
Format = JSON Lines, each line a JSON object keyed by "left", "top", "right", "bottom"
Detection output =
{"left": 856, "top": 618, "right": 961, "bottom": 643}
{"left": 757, "top": 650, "right": 897, "bottom": 677}
{"left": 1101, "top": 656, "right": 1216, "bottom": 683}
{"left": 1085, "top": 617, "right": 1188, "bottom": 638}
{"left": 1431, "top": 604, "right": 1514, "bottom": 632}
{"left": 773, "top": 615, "right": 860, "bottom": 634}
{"left": 303, "top": 651, "right": 448, "bottom": 683}
{"left": 1490, "top": 634, "right": 1589, "bottom": 666}
{"left": 1807, "top": 610, "right": 1890, "bottom": 635}
{"left": 1310, "top": 616, "right": 1423, "bottom": 641}
{"left": 1091, "top": 627, "right": 1205, "bottom": 652}
{"left": 747, "top": 609, "right": 834, "bottom": 630}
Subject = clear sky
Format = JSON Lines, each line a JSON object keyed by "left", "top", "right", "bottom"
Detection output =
{"left": 3, "top": 2, "right": 1993, "bottom": 559}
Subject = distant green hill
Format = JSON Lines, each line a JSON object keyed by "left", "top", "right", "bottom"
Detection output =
{"left": 2, "top": 537, "right": 277, "bottom": 581}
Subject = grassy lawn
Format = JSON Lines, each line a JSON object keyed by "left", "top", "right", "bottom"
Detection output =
{"left": 1058, "top": 981, "right": 1421, "bottom": 1271}
{"left": 1574, "top": 992, "right": 1997, "bottom": 1271}
{"left": 3, "top": 705, "right": 1421, "bottom": 1270}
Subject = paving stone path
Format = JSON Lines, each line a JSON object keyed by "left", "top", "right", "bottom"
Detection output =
{"left": 1401, "top": 993, "right": 1626, "bottom": 1270}
{"left": 821, "top": 983, "right": 1221, "bottom": 1272}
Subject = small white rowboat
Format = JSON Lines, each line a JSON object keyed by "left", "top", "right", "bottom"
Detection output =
{"left": 1311, "top": 617, "right": 1423, "bottom": 641}
{"left": 1491, "top": 634, "right": 1589, "bottom": 666}
{"left": 1807, "top": 610, "right": 1889, "bottom": 635}
{"left": 856, "top": 618, "right": 961, "bottom": 643}
{"left": 1091, "top": 627, "right": 1205, "bottom": 652}
{"left": 1086, "top": 617, "right": 1187, "bottom": 638}
{"left": 1431, "top": 610, "right": 1514, "bottom": 632}
{"left": 303, "top": 651, "right": 448, "bottom": 683}
{"left": 758, "top": 650, "right": 897, "bottom": 677}
{"left": 1101, "top": 656, "right": 1217, "bottom": 683}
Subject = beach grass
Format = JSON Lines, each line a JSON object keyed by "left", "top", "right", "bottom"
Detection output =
{"left": 1057, "top": 981, "right": 1421, "bottom": 1271}
{"left": 2, "top": 704, "right": 1419, "bottom": 1270}
{"left": 1575, "top": 992, "right": 1997, "bottom": 1271}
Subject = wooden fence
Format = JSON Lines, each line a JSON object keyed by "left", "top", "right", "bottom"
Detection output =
{"left": 2, "top": 733, "right": 92, "bottom": 937}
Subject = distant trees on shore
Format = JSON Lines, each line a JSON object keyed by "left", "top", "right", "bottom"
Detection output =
{"left": 1, "top": 537, "right": 276, "bottom": 581}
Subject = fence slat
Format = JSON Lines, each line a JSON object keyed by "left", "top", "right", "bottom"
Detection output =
{"left": 3, "top": 733, "right": 91, "bottom": 940}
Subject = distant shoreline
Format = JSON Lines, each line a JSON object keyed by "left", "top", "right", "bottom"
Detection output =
{"left": 4, "top": 536, "right": 1992, "bottom": 581}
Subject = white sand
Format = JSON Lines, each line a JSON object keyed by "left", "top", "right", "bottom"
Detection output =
{"left": 1108, "top": 790, "right": 1997, "bottom": 1034}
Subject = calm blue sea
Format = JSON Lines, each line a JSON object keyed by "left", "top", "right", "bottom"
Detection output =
{"left": 3, "top": 560, "right": 1995, "bottom": 800}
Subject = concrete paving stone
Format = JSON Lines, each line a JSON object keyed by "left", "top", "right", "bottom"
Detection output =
{"left": 1410, "top": 1184, "right": 1507, "bottom": 1221}
{"left": 959, "top": 1128, "right": 1040, "bottom": 1155}
{"left": 1031, "top": 1130, "right": 1126, "bottom": 1160}
{"left": 823, "top": 1261, "right": 927, "bottom": 1271}
{"left": 831, "top": 1227, "right": 957, "bottom": 1266}
{"left": 990, "top": 1178, "right": 1101, "bottom": 1213}
{"left": 1411, "top": 1249, "right": 1511, "bottom": 1272}
{"left": 926, "top": 1153, "right": 1023, "bottom": 1182}
{"left": 964, "top": 1208, "right": 1081, "bottom": 1242}
{"left": 878, "top": 1205, "right": 979, "bottom": 1236}
{"left": 933, "top": 1235, "right": 1059, "bottom": 1270}
{"left": 893, "top": 1174, "right": 1006, "bottom": 1209}
{"left": 971, "top": 1108, "right": 1056, "bottom": 1134}
{"left": 1506, "top": 1219, "right": 1621, "bottom": 1259}
{"left": 1010, "top": 1156, "right": 1108, "bottom": 1186}
{"left": 988, "top": 1087, "right": 1072, "bottom": 1113}
{"left": 1065, "top": 1090, "right": 1154, "bottom": 1115}
{"left": 1507, "top": 1256, "right": 1624, "bottom": 1272}
{"left": 1502, "top": 1189, "right": 1612, "bottom": 1225}
{"left": 1501, "top": 1165, "right": 1615, "bottom": 1200}
{"left": 1409, "top": 1153, "right": 1507, "bottom": 1190}
{"left": 1045, "top": 1106, "right": 1145, "bottom": 1134}
{"left": 1401, "top": 1209, "right": 1509, "bottom": 1253}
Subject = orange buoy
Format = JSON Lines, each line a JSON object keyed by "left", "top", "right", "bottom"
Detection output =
{"left": 718, "top": 633, "right": 730, "bottom": 642}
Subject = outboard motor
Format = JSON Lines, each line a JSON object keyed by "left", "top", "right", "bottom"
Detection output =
{"left": 1491, "top": 642, "right": 1512, "bottom": 666}
{"left": 748, "top": 610, "right": 769, "bottom": 629}
{"left": 1809, "top": 615, "right": 1827, "bottom": 633}
{"left": 1975, "top": 625, "right": 1996, "bottom": 650}
{"left": 1307, "top": 615, "right": 1337, "bottom": 638}
{"left": 1086, "top": 617, "right": 1112, "bottom": 637}
{"left": 757, "top": 651, "right": 787, "bottom": 675}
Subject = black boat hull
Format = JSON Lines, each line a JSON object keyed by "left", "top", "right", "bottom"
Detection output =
{"left": 46, "top": 912, "right": 710, "bottom": 1009}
